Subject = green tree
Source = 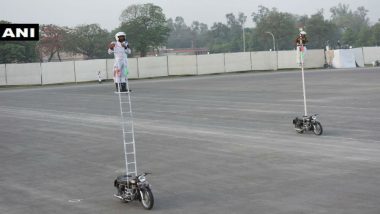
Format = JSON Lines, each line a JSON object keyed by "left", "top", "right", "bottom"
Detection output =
{"left": 166, "top": 17, "right": 193, "bottom": 48}
{"left": 355, "top": 26, "right": 372, "bottom": 47}
{"left": 65, "top": 24, "right": 111, "bottom": 59}
{"left": 208, "top": 22, "right": 231, "bottom": 52}
{"left": 330, "top": 4, "right": 370, "bottom": 47}
{"left": 334, "top": 5, "right": 370, "bottom": 31}
{"left": 0, "top": 43, "right": 25, "bottom": 63}
{"left": 0, "top": 41, "right": 39, "bottom": 64}
{"left": 207, "top": 12, "right": 247, "bottom": 53}
{"left": 341, "top": 28, "right": 356, "bottom": 46}
{"left": 371, "top": 21, "right": 380, "bottom": 46}
{"left": 252, "top": 6, "right": 298, "bottom": 51}
{"left": 303, "top": 10, "right": 340, "bottom": 49}
{"left": 118, "top": 3, "right": 170, "bottom": 57}
{"left": 193, "top": 22, "right": 209, "bottom": 48}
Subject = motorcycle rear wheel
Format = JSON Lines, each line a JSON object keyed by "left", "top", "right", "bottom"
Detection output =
{"left": 295, "top": 126, "right": 304, "bottom": 134}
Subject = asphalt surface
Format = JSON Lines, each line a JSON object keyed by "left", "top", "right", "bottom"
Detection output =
{"left": 1, "top": 67, "right": 380, "bottom": 214}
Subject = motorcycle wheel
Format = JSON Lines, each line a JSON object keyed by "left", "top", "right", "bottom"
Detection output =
{"left": 294, "top": 126, "right": 305, "bottom": 134}
{"left": 313, "top": 121, "right": 323, "bottom": 135}
{"left": 140, "top": 188, "right": 154, "bottom": 210}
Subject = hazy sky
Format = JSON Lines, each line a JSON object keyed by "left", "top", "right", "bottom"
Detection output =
{"left": 1, "top": 0, "right": 379, "bottom": 30}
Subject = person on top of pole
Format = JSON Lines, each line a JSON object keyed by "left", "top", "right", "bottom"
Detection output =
{"left": 108, "top": 32, "right": 131, "bottom": 92}
{"left": 295, "top": 29, "right": 308, "bottom": 66}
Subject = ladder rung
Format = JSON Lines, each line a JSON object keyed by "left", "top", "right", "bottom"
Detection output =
{"left": 127, "top": 162, "right": 136, "bottom": 165}
{"left": 123, "top": 131, "right": 133, "bottom": 134}
{"left": 124, "top": 142, "right": 134, "bottom": 145}
{"left": 126, "top": 152, "right": 135, "bottom": 155}
{"left": 121, "top": 111, "right": 131, "bottom": 114}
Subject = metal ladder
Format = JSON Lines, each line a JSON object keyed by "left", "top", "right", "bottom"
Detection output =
{"left": 115, "top": 81, "right": 137, "bottom": 180}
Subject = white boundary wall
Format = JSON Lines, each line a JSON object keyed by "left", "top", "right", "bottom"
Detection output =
{"left": 225, "top": 52, "right": 251, "bottom": 73}
{"left": 304, "top": 49, "right": 325, "bottom": 68}
{"left": 278, "top": 49, "right": 325, "bottom": 69}
{"left": 362, "top": 47, "right": 380, "bottom": 64}
{"left": 0, "top": 64, "right": 6, "bottom": 86}
{"left": 251, "top": 51, "right": 277, "bottom": 70}
{"left": 41, "top": 61, "right": 75, "bottom": 85}
{"left": 332, "top": 49, "right": 356, "bottom": 68}
{"left": 3, "top": 46, "right": 379, "bottom": 86}
{"left": 6, "top": 63, "right": 41, "bottom": 85}
{"left": 127, "top": 58, "right": 139, "bottom": 79}
{"left": 168, "top": 55, "right": 197, "bottom": 75}
{"left": 352, "top": 48, "right": 364, "bottom": 67}
{"left": 106, "top": 59, "right": 114, "bottom": 80}
{"left": 197, "top": 53, "right": 225, "bottom": 75}
{"left": 138, "top": 56, "right": 168, "bottom": 78}
{"left": 278, "top": 50, "right": 298, "bottom": 69}
{"left": 75, "top": 59, "right": 107, "bottom": 82}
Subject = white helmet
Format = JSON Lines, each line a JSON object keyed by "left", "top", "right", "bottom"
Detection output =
{"left": 300, "top": 31, "right": 307, "bottom": 35}
{"left": 115, "top": 32, "right": 126, "bottom": 41}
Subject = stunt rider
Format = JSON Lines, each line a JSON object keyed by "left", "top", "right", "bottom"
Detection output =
{"left": 295, "top": 29, "right": 308, "bottom": 65}
{"left": 108, "top": 32, "right": 132, "bottom": 92}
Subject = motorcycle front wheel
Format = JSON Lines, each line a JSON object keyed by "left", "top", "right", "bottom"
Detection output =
{"left": 313, "top": 121, "right": 323, "bottom": 135}
{"left": 140, "top": 188, "right": 154, "bottom": 210}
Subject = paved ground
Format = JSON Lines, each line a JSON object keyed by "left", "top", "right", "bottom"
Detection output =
{"left": 1, "top": 67, "right": 380, "bottom": 214}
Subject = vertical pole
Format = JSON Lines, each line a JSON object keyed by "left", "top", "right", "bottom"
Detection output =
{"left": 195, "top": 54, "right": 199, "bottom": 75}
{"left": 300, "top": 46, "right": 308, "bottom": 116}
{"left": 275, "top": 50, "right": 278, "bottom": 71}
{"left": 73, "top": 60, "right": 77, "bottom": 84}
{"left": 166, "top": 55, "right": 169, "bottom": 76}
{"left": 40, "top": 63, "right": 42, "bottom": 86}
{"left": 105, "top": 59, "right": 109, "bottom": 80}
{"left": 250, "top": 51, "right": 253, "bottom": 71}
{"left": 223, "top": 53, "right": 226, "bottom": 73}
{"left": 4, "top": 64, "right": 7, "bottom": 86}
{"left": 136, "top": 58, "right": 140, "bottom": 79}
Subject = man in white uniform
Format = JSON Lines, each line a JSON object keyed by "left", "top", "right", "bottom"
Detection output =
{"left": 108, "top": 32, "right": 131, "bottom": 92}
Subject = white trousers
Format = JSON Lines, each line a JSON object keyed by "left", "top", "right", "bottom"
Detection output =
{"left": 113, "top": 59, "right": 128, "bottom": 83}
{"left": 296, "top": 46, "right": 307, "bottom": 64}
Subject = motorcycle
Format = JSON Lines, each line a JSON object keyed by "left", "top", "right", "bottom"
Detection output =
{"left": 293, "top": 114, "right": 323, "bottom": 135}
{"left": 114, "top": 173, "right": 154, "bottom": 210}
